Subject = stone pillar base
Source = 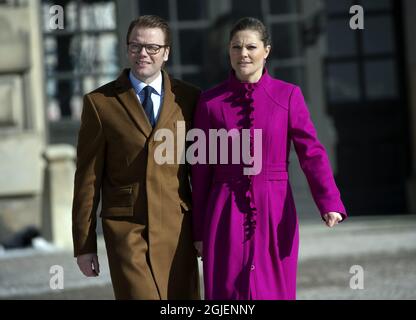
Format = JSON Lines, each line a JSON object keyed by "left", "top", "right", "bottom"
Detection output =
{"left": 42, "top": 144, "right": 76, "bottom": 249}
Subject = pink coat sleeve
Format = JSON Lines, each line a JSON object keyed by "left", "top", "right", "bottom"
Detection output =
{"left": 288, "top": 86, "right": 347, "bottom": 220}
{"left": 191, "top": 97, "right": 214, "bottom": 241}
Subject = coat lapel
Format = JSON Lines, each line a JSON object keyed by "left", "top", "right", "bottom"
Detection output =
{"left": 114, "top": 69, "right": 152, "bottom": 138}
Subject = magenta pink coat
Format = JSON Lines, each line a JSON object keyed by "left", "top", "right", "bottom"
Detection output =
{"left": 192, "top": 69, "right": 347, "bottom": 300}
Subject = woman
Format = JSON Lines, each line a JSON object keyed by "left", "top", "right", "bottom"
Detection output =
{"left": 191, "top": 17, "right": 347, "bottom": 300}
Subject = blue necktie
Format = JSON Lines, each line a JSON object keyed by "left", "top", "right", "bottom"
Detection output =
{"left": 142, "top": 86, "right": 155, "bottom": 127}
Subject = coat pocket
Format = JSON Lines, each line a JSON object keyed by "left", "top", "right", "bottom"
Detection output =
{"left": 266, "top": 163, "right": 289, "bottom": 181}
{"left": 100, "top": 183, "right": 138, "bottom": 217}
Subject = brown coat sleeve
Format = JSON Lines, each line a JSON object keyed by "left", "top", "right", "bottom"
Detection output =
{"left": 72, "top": 94, "right": 105, "bottom": 257}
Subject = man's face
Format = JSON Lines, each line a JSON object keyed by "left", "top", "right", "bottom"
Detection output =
{"left": 127, "top": 27, "right": 170, "bottom": 84}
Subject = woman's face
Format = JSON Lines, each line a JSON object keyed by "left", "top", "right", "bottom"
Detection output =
{"left": 229, "top": 29, "right": 270, "bottom": 83}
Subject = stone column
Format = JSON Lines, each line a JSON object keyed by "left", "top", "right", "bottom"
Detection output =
{"left": 0, "top": 0, "right": 46, "bottom": 243}
{"left": 42, "top": 145, "right": 76, "bottom": 249}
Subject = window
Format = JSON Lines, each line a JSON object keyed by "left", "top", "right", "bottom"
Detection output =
{"left": 264, "top": 0, "right": 305, "bottom": 88}
{"left": 42, "top": 0, "right": 118, "bottom": 121}
{"left": 138, "top": 0, "right": 209, "bottom": 86}
{"left": 325, "top": 0, "right": 399, "bottom": 104}
{"left": 138, "top": 0, "right": 304, "bottom": 90}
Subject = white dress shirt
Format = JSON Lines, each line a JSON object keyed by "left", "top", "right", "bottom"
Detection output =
{"left": 129, "top": 70, "right": 164, "bottom": 122}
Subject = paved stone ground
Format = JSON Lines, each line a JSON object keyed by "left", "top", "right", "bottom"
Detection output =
{"left": 0, "top": 241, "right": 113, "bottom": 300}
{"left": 1, "top": 215, "right": 415, "bottom": 300}
{"left": 298, "top": 249, "right": 416, "bottom": 299}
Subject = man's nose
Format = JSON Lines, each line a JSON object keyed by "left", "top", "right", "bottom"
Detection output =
{"left": 138, "top": 46, "right": 148, "bottom": 56}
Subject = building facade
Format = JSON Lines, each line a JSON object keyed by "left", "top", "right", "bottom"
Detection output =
{"left": 1, "top": 0, "right": 415, "bottom": 244}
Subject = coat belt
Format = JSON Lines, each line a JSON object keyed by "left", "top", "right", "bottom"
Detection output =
{"left": 212, "top": 163, "right": 288, "bottom": 182}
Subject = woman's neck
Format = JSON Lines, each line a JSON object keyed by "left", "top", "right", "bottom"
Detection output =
{"left": 235, "top": 70, "right": 263, "bottom": 83}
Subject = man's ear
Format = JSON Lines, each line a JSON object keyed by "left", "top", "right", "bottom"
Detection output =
{"left": 163, "top": 47, "right": 170, "bottom": 61}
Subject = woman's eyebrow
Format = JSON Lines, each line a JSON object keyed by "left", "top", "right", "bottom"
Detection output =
{"left": 231, "top": 42, "right": 258, "bottom": 46}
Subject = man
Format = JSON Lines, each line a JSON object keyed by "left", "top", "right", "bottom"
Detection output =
{"left": 72, "top": 15, "right": 200, "bottom": 299}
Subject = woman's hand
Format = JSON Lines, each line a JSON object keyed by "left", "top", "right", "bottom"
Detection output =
{"left": 194, "top": 241, "right": 203, "bottom": 258}
{"left": 323, "top": 212, "right": 343, "bottom": 227}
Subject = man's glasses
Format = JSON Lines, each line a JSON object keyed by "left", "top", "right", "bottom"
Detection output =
{"left": 128, "top": 42, "right": 168, "bottom": 55}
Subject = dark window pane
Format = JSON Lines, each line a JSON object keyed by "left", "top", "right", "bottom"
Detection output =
{"left": 364, "top": 59, "right": 398, "bottom": 99}
{"left": 138, "top": 0, "right": 169, "bottom": 20}
{"left": 360, "top": 0, "right": 391, "bottom": 11}
{"left": 325, "top": 0, "right": 352, "bottom": 15}
{"left": 374, "top": 142, "right": 404, "bottom": 181}
{"left": 231, "top": 0, "right": 262, "bottom": 17}
{"left": 274, "top": 66, "right": 304, "bottom": 88}
{"left": 181, "top": 73, "right": 205, "bottom": 90}
{"left": 177, "top": 0, "right": 206, "bottom": 20}
{"left": 327, "top": 18, "right": 357, "bottom": 57}
{"left": 270, "top": 0, "right": 299, "bottom": 14}
{"left": 271, "top": 23, "right": 301, "bottom": 59}
{"left": 55, "top": 35, "right": 74, "bottom": 72}
{"left": 55, "top": 77, "right": 74, "bottom": 117}
{"left": 327, "top": 62, "right": 360, "bottom": 102}
{"left": 165, "top": 53, "right": 174, "bottom": 68}
{"left": 362, "top": 15, "right": 395, "bottom": 55}
{"left": 179, "top": 29, "right": 205, "bottom": 65}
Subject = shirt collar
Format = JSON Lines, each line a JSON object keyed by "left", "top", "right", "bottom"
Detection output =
{"left": 129, "top": 70, "right": 163, "bottom": 96}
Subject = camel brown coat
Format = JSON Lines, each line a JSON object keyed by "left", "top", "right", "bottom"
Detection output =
{"left": 72, "top": 68, "right": 200, "bottom": 299}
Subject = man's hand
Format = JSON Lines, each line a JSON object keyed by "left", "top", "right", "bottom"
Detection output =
{"left": 323, "top": 212, "right": 343, "bottom": 228}
{"left": 194, "top": 241, "right": 203, "bottom": 258}
{"left": 77, "top": 253, "right": 100, "bottom": 277}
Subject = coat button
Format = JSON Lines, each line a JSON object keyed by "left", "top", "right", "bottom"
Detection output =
{"left": 250, "top": 264, "right": 255, "bottom": 271}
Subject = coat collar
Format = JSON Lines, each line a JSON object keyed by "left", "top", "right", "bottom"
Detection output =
{"left": 129, "top": 70, "right": 163, "bottom": 96}
{"left": 114, "top": 68, "right": 180, "bottom": 139}
{"left": 227, "top": 67, "right": 272, "bottom": 93}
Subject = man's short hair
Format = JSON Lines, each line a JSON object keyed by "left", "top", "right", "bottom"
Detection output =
{"left": 126, "top": 15, "right": 172, "bottom": 46}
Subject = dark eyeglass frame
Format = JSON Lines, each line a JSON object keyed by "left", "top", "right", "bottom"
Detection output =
{"left": 127, "top": 42, "right": 169, "bottom": 55}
